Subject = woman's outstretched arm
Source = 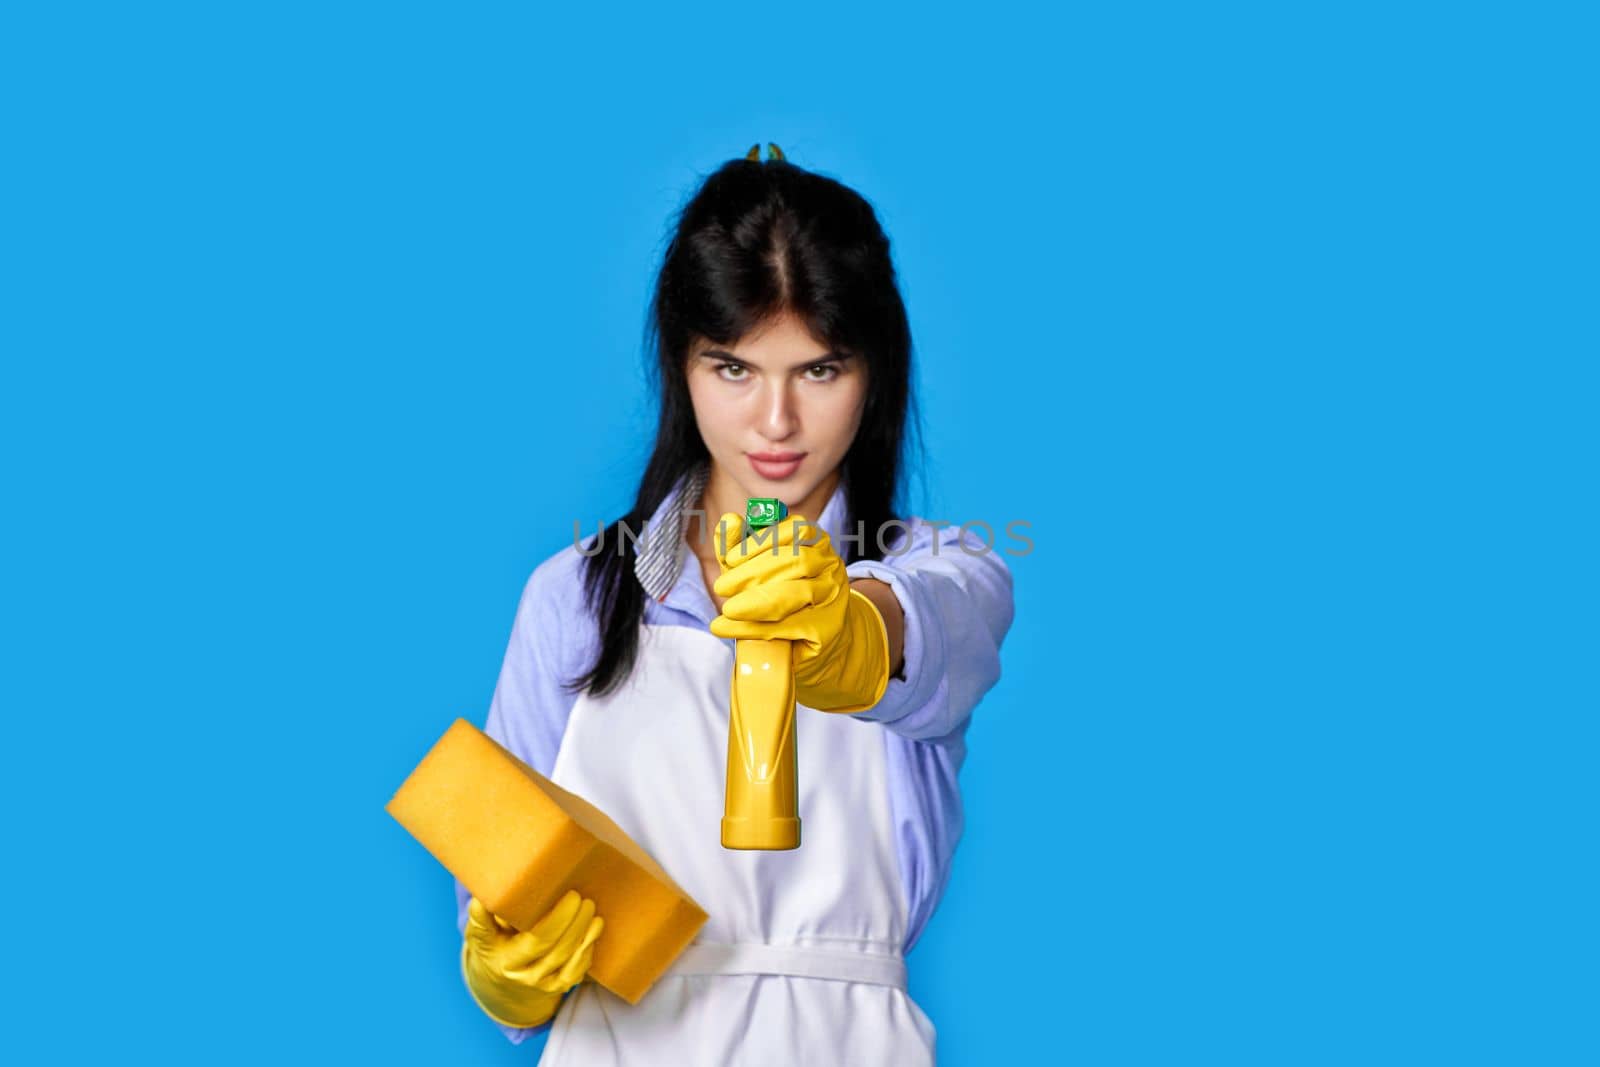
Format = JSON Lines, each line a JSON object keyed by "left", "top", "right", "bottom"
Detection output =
{"left": 843, "top": 520, "right": 1016, "bottom": 741}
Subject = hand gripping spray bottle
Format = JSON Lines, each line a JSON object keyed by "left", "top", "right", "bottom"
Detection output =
{"left": 720, "top": 497, "right": 801, "bottom": 851}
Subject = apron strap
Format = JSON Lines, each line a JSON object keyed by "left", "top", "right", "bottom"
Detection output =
{"left": 661, "top": 941, "right": 908, "bottom": 991}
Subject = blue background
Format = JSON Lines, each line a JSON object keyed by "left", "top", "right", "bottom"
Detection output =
{"left": 3, "top": 2, "right": 1593, "bottom": 1063}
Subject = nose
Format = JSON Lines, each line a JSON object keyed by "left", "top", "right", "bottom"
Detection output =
{"left": 760, "top": 378, "right": 798, "bottom": 440}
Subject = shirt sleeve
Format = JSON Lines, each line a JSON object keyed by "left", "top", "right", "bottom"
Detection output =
{"left": 452, "top": 544, "right": 596, "bottom": 1045}
{"left": 844, "top": 518, "right": 1016, "bottom": 741}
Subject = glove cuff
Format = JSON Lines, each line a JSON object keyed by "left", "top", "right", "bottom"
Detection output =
{"left": 795, "top": 587, "right": 891, "bottom": 714}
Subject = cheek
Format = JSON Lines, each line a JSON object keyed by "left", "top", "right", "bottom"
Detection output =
{"left": 687, "top": 381, "right": 737, "bottom": 444}
{"left": 815, "top": 384, "right": 869, "bottom": 444}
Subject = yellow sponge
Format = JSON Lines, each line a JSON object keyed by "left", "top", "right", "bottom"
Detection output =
{"left": 386, "top": 717, "right": 709, "bottom": 1005}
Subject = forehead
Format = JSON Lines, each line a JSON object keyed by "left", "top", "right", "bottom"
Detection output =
{"left": 690, "top": 315, "right": 835, "bottom": 365}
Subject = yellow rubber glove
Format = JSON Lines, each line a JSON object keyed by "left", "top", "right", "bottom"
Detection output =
{"left": 708, "top": 511, "right": 891, "bottom": 714}
{"left": 461, "top": 890, "right": 604, "bottom": 1029}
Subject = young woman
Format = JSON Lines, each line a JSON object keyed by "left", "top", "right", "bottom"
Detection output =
{"left": 453, "top": 144, "right": 1015, "bottom": 1065}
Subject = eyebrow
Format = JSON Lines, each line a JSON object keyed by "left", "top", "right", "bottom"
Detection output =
{"left": 697, "top": 349, "right": 853, "bottom": 368}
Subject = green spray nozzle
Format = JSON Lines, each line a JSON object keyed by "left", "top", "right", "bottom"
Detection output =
{"left": 745, "top": 498, "right": 787, "bottom": 528}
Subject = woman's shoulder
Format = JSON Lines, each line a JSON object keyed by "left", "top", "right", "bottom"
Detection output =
{"left": 520, "top": 540, "right": 597, "bottom": 622}
{"left": 490, "top": 541, "right": 603, "bottom": 693}
{"left": 880, "top": 515, "right": 1017, "bottom": 580}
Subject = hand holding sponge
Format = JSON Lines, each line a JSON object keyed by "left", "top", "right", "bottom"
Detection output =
{"left": 386, "top": 718, "right": 709, "bottom": 1008}
{"left": 461, "top": 891, "right": 604, "bottom": 1028}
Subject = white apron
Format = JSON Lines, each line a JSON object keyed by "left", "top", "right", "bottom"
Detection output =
{"left": 540, "top": 622, "right": 937, "bottom": 1066}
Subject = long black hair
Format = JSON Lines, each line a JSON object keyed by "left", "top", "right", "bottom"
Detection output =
{"left": 566, "top": 147, "right": 924, "bottom": 698}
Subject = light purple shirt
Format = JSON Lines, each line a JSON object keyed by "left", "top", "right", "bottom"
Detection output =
{"left": 455, "top": 469, "right": 1015, "bottom": 1044}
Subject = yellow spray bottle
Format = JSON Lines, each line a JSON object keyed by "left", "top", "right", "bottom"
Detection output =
{"left": 720, "top": 497, "right": 800, "bottom": 851}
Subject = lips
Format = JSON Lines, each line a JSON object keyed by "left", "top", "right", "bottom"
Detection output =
{"left": 748, "top": 452, "right": 805, "bottom": 480}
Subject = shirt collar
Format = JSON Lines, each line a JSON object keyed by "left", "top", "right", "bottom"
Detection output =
{"left": 633, "top": 461, "right": 711, "bottom": 604}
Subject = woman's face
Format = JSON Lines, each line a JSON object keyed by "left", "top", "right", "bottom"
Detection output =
{"left": 686, "top": 309, "right": 868, "bottom": 514}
